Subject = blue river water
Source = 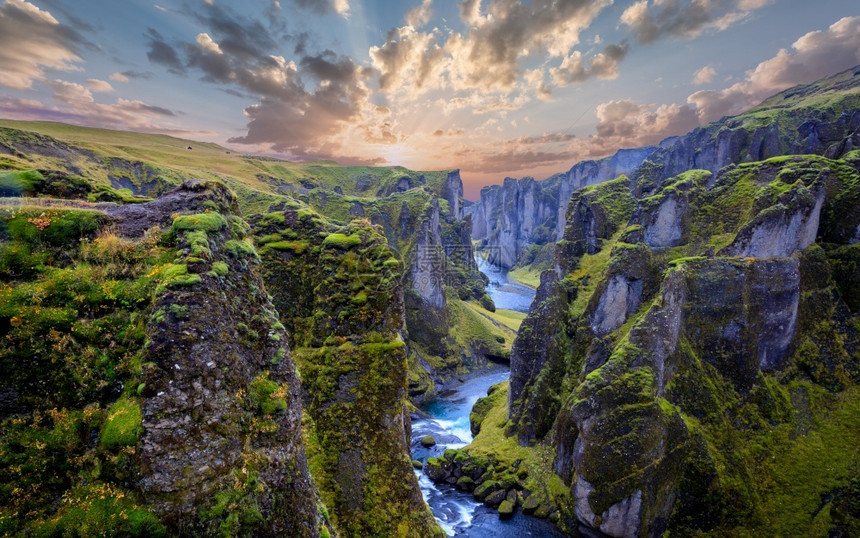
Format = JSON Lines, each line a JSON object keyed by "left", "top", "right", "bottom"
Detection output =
{"left": 474, "top": 255, "right": 536, "bottom": 312}
{"left": 410, "top": 259, "right": 570, "bottom": 536}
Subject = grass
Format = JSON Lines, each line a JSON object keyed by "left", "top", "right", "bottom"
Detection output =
{"left": 508, "top": 267, "right": 540, "bottom": 288}
{"left": 734, "top": 384, "right": 860, "bottom": 535}
{"left": 449, "top": 296, "right": 515, "bottom": 352}
{"left": 464, "top": 301, "right": 526, "bottom": 332}
{"left": 0, "top": 120, "right": 455, "bottom": 210}
{"left": 466, "top": 381, "right": 532, "bottom": 465}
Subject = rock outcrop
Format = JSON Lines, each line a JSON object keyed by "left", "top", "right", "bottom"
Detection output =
{"left": 139, "top": 182, "right": 320, "bottom": 535}
{"left": 469, "top": 147, "right": 654, "bottom": 269}
{"left": 251, "top": 208, "right": 442, "bottom": 537}
{"left": 0, "top": 180, "right": 324, "bottom": 536}
{"left": 506, "top": 154, "right": 860, "bottom": 537}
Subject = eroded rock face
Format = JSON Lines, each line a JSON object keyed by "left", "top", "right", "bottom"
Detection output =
{"left": 134, "top": 182, "right": 320, "bottom": 535}
{"left": 591, "top": 275, "right": 643, "bottom": 336}
{"left": 251, "top": 209, "right": 440, "bottom": 537}
{"left": 471, "top": 68, "right": 859, "bottom": 269}
{"left": 643, "top": 196, "right": 684, "bottom": 248}
{"left": 508, "top": 270, "right": 570, "bottom": 444}
{"left": 411, "top": 199, "right": 445, "bottom": 310}
{"left": 444, "top": 170, "right": 464, "bottom": 221}
{"left": 721, "top": 184, "right": 825, "bottom": 258}
{"left": 469, "top": 149, "right": 653, "bottom": 269}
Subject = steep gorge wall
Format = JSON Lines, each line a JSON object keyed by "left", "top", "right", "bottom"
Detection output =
{"left": 468, "top": 147, "right": 655, "bottom": 268}
{"left": 251, "top": 208, "right": 442, "bottom": 536}
{"left": 507, "top": 154, "right": 860, "bottom": 537}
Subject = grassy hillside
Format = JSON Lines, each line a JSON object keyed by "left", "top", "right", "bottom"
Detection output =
{"left": 0, "top": 120, "right": 453, "bottom": 215}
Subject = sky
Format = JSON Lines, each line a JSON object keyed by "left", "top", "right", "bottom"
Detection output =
{"left": 0, "top": 1, "right": 858, "bottom": 199}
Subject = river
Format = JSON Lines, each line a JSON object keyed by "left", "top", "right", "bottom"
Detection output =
{"left": 410, "top": 259, "right": 569, "bottom": 536}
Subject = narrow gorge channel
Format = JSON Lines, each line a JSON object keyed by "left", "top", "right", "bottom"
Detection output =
{"left": 410, "top": 259, "right": 567, "bottom": 536}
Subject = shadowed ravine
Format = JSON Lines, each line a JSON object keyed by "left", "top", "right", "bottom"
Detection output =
{"left": 410, "top": 261, "right": 567, "bottom": 536}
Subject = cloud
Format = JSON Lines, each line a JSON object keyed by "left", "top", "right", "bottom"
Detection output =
{"left": 110, "top": 70, "right": 152, "bottom": 83}
{"left": 687, "top": 16, "right": 860, "bottom": 121}
{"left": 405, "top": 0, "right": 433, "bottom": 28}
{"left": 455, "top": 146, "right": 574, "bottom": 174}
{"left": 620, "top": 0, "right": 771, "bottom": 44}
{"left": 0, "top": 0, "right": 88, "bottom": 90}
{"left": 371, "top": 0, "right": 614, "bottom": 101}
{"left": 145, "top": 27, "right": 185, "bottom": 73}
{"left": 692, "top": 65, "right": 716, "bottom": 85}
{"left": 86, "top": 79, "right": 114, "bottom": 93}
{"left": 563, "top": 99, "right": 700, "bottom": 158}
{"left": 0, "top": 77, "right": 192, "bottom": 137}
{"left": 370, "top": 26, "right": 445, "bottom": 95}
{"left": 549, "top": 42, "right": 629, "bottom": 87}
{"left": 291, "top": 0, "right": 350, "bottom": 17}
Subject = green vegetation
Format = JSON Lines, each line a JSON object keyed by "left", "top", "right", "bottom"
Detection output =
{"left": 322, "top": 232, "right": 362, "bottom": 249}
{"left": 171, "top": 211, "right": 228, "bottom": 232}
{"left": 100, "top": 396, "right": 142, "bottom": 449}
{"left": 248, "top": 371, "right": 288, "bottom": 415}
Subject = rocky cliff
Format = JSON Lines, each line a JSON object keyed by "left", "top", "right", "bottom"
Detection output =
{"left": 0, "top": 180, "right": 324, "bottom": 536}
{"left": 471, "top": 65, "right": 860, "bottom": 270}
{"left": 468, "top": 147, "right": 654, "bottom": 269}
{"left": 250, "top": 208, "right": 441, "bottom": 536}
{"left": 504, "top": 152, "right": 860, "bottom": 537}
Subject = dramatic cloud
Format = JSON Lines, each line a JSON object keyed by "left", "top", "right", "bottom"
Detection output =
{"left": 371, "top": 0, "right": 615, "bottom": 102}
{"left": 620, "top": 0, "right": 771, "bottom": 44}
{"left": 688, "top": 16, "right": 860, "bottom": 121}
{"left": 0, "top": 0, "right": 86, "bottom": 90}
{"left": 291, "top": 0, "right": 350, "bottom": 17}
{"left": 370, "top": 26, "right": 444, "bottom": 95}
{"left": 692, "top": 65, "right": 716, "bottom": 85}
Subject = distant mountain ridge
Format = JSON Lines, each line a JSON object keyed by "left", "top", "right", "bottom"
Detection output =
{"left": 468, "top": 65, "right": 860, "bottom": 269}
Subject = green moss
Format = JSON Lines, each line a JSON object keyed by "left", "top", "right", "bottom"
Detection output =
{"left": 262, "top": 212, "right": 286, "bottom": 225}
{"left": 264, "top": 240, "right": 309, "bottom": 253}
{"left": 169, "top": 303, "right": 189, "bottom": 319}
{"left": 210, "top": 260, "right": 229, "bottom": 276}
{"left": 224, "top": 239, "right": 258, "bottom": 258}
{"left": 248, "top": 371, "right": 287, "bottom": 415}
{"left": 3, "top": 207, "right": 106, "bottom": 248}
{"left": 171, "top": 212, "right": 227, "bottom": 232}
{"left": 322, "top": 233, "right": 362, "bottom": 249}
{"left": 36, "top": 483, "right": 166, "bottom": 537}
{"left": 100, "top": 396, "right": 142, "bottom": 450}
{"left": 154, "top": 263, "right": 202, "bottom": 294}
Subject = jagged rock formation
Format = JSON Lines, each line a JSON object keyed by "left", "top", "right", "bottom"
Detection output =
{"left": 444, "top": 170, "right": 465, "bottom": 220}
{"left": 471, "top": 65, "right": 860, "bottom": 269}
{"left": 506, "top": 152, "right": 860, "bottom": 537}
{"left": 0, "top": 180, "right": 323, "bottom": 536}
{"left": 250, "top": 208, "right": 442, "bottom": 536}
{"left": 468, "top": 147, "right": 655, "bottom": 268}
{"left": 468, "top": 148, "right": 656, "bottom": 268}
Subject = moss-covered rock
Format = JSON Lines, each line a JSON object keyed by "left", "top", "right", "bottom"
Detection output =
{"left": 251, "top": 208, "right": 441, "bottom": 537}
